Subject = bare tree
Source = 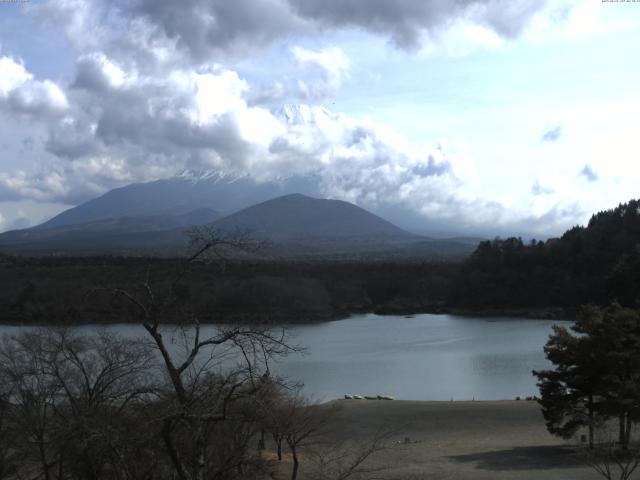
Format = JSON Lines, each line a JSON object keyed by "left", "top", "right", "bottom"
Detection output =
{"left": 277, "top": 393, "right": 333, "bottom": 480}
{"left": 0, "top": 331, "right": 64, "bottom": 480}
{"left": 261, "top": 387, "right": 395, "bottom": 480}
{"left": 579, "top": 426, "right": 640, "bottom": 480}
{"left": 306, "top": 429, "right": 394, "bottom": 480}
{"left": 0, "top": 228, "right": 297, "bottom": 480}
{"left": 0, "top": 328, "right": 157, "bottom": 480}
{"left": 102, "top": 228, "right": 296, "bottom": 480}
{"left": 0, "top": 363, "right": 17, "bottom": 480}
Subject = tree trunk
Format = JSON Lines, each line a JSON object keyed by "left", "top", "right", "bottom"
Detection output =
{"left": 37, "top": 435, "right": 51, "bottom": 480}
{"left": 194, "top": 423, "right": 206, "bottom": 480}
{"left": 162, "top": 418, "right": 189, "bottom": 480}
{"left": 624, "top": 414, "right": 632, "bottom": 450}
{"left": 277, "top": 439, "right": 282, "bottom": 461}
{"left": 588, "top": 395, "right": 594, "bottom": 450}
{"left": 620, "top": 413, "right": 626, "bottom": 446}
{"left": 290, "top": 446, "right": 299, "bottom": 480}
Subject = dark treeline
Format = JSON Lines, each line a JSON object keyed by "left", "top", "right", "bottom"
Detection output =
{"left": 452, "top": 199, "right": 640, "bottom": 313}
{"left": 0, "top": 255, "right": 458, "bottom": 324}
{"left": 2, "top": 199, "right": 640, "bottom": 325}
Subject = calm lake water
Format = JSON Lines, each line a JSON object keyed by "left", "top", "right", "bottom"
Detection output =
{"left": 0, "top": 314, "right": 568, "bottom": 401}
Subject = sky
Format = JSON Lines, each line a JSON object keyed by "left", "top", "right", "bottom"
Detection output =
{"left": 0, "top": 0, "right": 639, "bottom": 237}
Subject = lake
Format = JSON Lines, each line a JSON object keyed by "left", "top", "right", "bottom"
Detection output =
{"left": 0, "top": 313, "right": 568, "bottom": 401}
{"left": 276, "top": 313, "right": 568, "bottom": 401}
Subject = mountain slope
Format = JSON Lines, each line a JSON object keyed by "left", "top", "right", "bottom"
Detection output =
{"left": 0, "top": 194, "right": 434, "bottom": 256}
{"left": 212, "top": 194, "right": 414, "bottom": 240}
{"left": 0, "top": 208, "right": 220, "bottom": 248}
{"left": 38, "top": 171, "right": 320, "bottom": 229}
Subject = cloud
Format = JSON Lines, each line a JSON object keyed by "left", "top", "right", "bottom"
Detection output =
{"left": 0, "top": 55, "right": 68, "bottom": 117}
{"left": 264, "top": 105, "right": 487, "bottom": 224}
{"left": 531, "top": 179, "right": 554, "bottom": 195}
{"left": 579, "top": 164, "right": 599, "bottom": 182}
{"left": 7, "top": 216, "right": 31, "bottom": 231}
{"left": 0, "top": 0, "right": 590, "bottom": 236}
{"left": 246, "top": 82, "right": 287, "bottom": 106}
{"left": 511, "top": 202, "right": 585, "bottom": 236}
{"left": 73, "top": 53, "right": 128, "bottom": 91}
{"left": 288, "top": 0, "right": 551, "bottom": 50}
{"left": 127, "top": 0, "right": 307, "bottom": 61}
{"left": 291, "top": 46, "right": 350, "bottom": 100}
{"left": 541, "top": 124, "right": 563, "bottom": 143}
{"left": 33, "top": 0, "right": 573, "bottom": 64}
{"left": 0, "top": 169, "right": 70, "bottom": 203}
{"left": 46, "top": 116, "right": 101, "bottom": 159}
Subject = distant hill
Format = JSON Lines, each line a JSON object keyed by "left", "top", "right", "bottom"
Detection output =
{"left": 212, "top": 194, "right": 414, "bottom": 240}
{"left": 0, "top": 192, "right": 479, "bottom": 259}
{"left": 0, "top": 208, "right": 220, "bottom": 250}
{"left": 37, "top": 170, "right": 319, "bottom": 230}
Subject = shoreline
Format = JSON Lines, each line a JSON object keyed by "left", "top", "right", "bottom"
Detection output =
{"left": 327, "top": 397, "right": 541, "bottom": 404}
{"left": 0, "top": 306, "right": 574, "bottom": 327}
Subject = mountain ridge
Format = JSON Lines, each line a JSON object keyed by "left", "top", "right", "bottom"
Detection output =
{"left": 0, "top": 192, "right": 480, "bottom": 258}
{"left": 211, "top": 193, "right": 414, "bottom": 240}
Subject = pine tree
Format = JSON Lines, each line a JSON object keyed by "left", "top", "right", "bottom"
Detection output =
{"left": 534, "top": 304, "right": 640, "bottom": 449}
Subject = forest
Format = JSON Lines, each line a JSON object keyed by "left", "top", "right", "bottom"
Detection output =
{"left": 1, "top": 200, "right": 639, "bottom": 325}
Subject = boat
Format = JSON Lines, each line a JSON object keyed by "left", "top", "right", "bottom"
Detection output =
{"left": 364, "top": 395, "right": 378, "bottom": 400}
{"left": 344, "top": 394, "right": 354, "bottom": 399}
{"left": 378, "top": 395, "right": 395, "bottom": 400}
{"left": 353, "top": 395, "right": 364, "bottom": 400}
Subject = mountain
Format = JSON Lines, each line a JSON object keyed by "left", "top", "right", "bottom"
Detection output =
{"left": 0, "top": 208, "right": 220, "bottom": 250}
{"left": 211, "top": 194, "right": 413, "bottom": 240}
{"left": 37, "top": 170, "right": 321, "bottom": 230}
{"left": 0, "top": 192, "right": 479, "bottom": 258}
{"left": 0, "top": 193, "right": 415, "bottom": 252}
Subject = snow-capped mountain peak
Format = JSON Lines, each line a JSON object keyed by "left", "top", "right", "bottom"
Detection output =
{"left": 174, "top": 168, "right": 236, "bottom": 184}
{"left": 275, "top": 104, "right": 335, "bottom": 125}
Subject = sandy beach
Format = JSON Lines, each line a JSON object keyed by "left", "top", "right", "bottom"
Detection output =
{"left": 271, "top": 400, "right": 601, "bottom": 480}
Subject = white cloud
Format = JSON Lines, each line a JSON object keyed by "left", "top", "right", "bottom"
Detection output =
{"left": 291, "top": 46, "right": 350, "bottom": 99}
{"left": 0, "top": 0, "right": 617, "bottom": 235}
{"left": 0, "top": 56, "right": 32, "bottom": 95}
{"left": 0, "top": 55, "right": 69, "bottom": 116}
{"left": 0, "top": 169, "right": 70, "bottom": 202}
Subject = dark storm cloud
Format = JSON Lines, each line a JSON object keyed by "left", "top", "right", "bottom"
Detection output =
{"left": 541, "top": 124, "right": 563, "bottom": 143}
{"left": 46, "top": 116, "right": 101, "bottom": 160}
{"left": 579, "top": 164, "right": 599, "bottom": 182}
{"left": 288, "top": 0, "right": 548, "bottom": 49}
{"left": 73, "top": 55, "right": 118, "bottom": 92}
{"left": 128, "top": 0, "right": 306, "bottom": 60}
{"left": 114, "top": 0, "right": 552, "bottom": 59}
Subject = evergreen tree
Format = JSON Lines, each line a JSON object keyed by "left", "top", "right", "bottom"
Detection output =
{"left": 534, "top": 304, "right": 640, "bottom": 449}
